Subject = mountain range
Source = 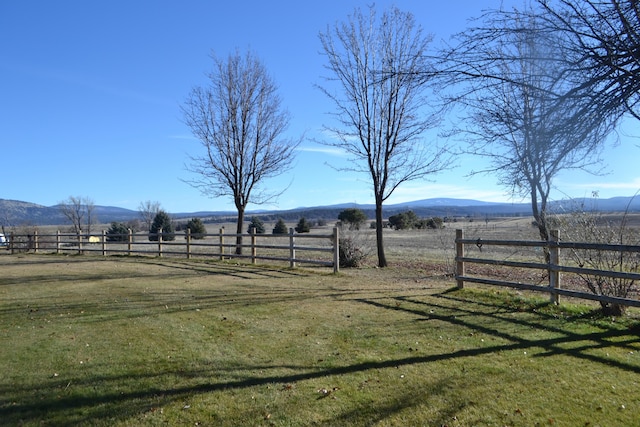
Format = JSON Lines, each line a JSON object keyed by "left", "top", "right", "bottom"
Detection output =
{"left": 1, "top": 196, "right": 639, "bottom": 227}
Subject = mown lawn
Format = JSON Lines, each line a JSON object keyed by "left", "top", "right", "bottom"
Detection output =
{"left": 1, "top": 254, "right": 639, "bottom": 426}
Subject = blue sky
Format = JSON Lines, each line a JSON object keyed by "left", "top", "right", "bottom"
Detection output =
{"left": 2, "top": 1, "right": 639, "bottom": 214}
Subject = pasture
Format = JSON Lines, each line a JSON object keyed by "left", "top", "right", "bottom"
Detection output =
{"left": 1, "top": 234, "right": 640, "bottom": 426}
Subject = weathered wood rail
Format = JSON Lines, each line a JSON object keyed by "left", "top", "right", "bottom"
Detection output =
{"left": 455, "top": 229, "right": 640, "bottom": 309}
{"left": 6, "top": 227, "right": 340, "bottom": 273}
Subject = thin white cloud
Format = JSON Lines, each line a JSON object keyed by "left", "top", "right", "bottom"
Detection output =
{"left": 567, "top": 177, "right": 640, "bottom": 191}
{"left": 296, "top": 146, "right": 349, "bottom": 157}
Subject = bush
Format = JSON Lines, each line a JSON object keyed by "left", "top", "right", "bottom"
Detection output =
{"left": 149, "top": 210, "right": 175, "bottom": 241}
{"left": 247, "top": 217, "right": 266, "bottom": 234}
{"left": 339, "top": 236, "right": 367, "bottom": 268}
{"left": 186, "top": 217, "right": 206, "bottom": 239}
{"left": 388, "top": 211, "right": 418, "bottom": 230}
{"left": 272, "top": 218, "right": 288, "bottom": 234}
{"left": 106, "top": 222, "right": 129, "bottom": 242}
{"left": 338, "top": 208, "right": 367, "bottom": 230}
{"left": 295, "top": 217, "right": 311, "bottom": 233}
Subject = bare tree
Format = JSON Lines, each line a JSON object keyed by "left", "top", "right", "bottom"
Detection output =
{"left": 442, "top": 7, "right": 618, "bottom": 245}
{"left": 318, "top": 6, "right": 449, "bottom": 267}
{"left": 182, "top": 49, "right": 300, "bottom": 254}
{"left": 537, "top": 0, "right": 640, "bottom": 121}
{"left": 59, "top": 196, "right": 95, "bottom": 236}
{"left": 138, "top": 200, "right": 161, "bottom": 232}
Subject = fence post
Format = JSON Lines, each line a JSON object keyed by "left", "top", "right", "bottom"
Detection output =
{"left": 10, "top": 232, "right": 15, "bottom": 254}
{"left": 127, "top": 229, "right": 132, "bottom": 256}
{"left": 56, "top": 230, "right": 61, "bottom": 254}
{"left": 219, "top": 228, "right": 225, "bottom": 260}
{"left": 186, "top": 228, "right": 191, "bottom": 259}
{"left": 289, "top": 228, "right": 296, "bottom": 268}
{"left": 251, "top": 227, "right": 257, "bottom": 264}
{"left": 333, "top": 227, "right": 340, "bottom": 273}
{"left": 456, "top": 229, "right": 465, "bottom": 289}
{"left": 102, "top": 230, "right": 107, "bottom": 256}
{"left": 34, "top": 230, "right": 39, "bottom": 253}
{"left": 549, "top": 229, "right": 560, "bottom": 304}
{"left": 158, "top": 227, "right": 163, "bottom": 257}
{"left": 78, "top": 232, "right": 83, "bottom": 255}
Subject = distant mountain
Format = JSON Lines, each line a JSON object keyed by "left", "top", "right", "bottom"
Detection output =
{"left": 1, "top": 196, "right": 639, "bottom": 226}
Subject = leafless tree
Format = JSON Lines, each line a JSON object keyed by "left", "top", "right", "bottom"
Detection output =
{"left": 138, "top": 200, "right": 161, "bottom": 232}
{"left": 318, "top": 6, "right": 449, "bottom": 267}
{"left": 182, "top": 49, "right": 300, "bottom": 254}
{"left": 537, "top": 0, "right": 640, "bottom": 121}
{"left": 59, "top": 196, "right": 95, "bottom": 236}
{"left": 441, "top": 6, "right": 618, "bottom": 245}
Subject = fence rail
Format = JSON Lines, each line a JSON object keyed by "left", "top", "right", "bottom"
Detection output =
{"left": 455, "top": 229, "right": 640, "bottom": 309}
{"left": 5, "top": 227, "right": 340, "bottom": 273}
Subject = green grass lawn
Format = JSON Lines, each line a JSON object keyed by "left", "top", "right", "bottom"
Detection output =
{"left": 1, "top": 254, "right": 639, "bottom": 426}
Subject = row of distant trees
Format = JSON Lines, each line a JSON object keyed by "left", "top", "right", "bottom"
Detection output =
{"left": 180, "top": 1, "right": 640, "bottom": 267}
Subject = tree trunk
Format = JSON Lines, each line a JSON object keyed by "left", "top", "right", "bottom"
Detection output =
{"left": 375, "top": 201, "right": 387, "bottom": 267}
{"left": 235, "top": 206, "right": 245, "bottom": 255}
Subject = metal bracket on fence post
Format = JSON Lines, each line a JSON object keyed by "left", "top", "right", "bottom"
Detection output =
{"left": 549, "top": 229, "right": 560, "bottom": 304}
{"left": 456, "top": 229, "right": 465, "bottom": 289}
{"left": 289, "top": 228, "right": 295, "bottom": 268}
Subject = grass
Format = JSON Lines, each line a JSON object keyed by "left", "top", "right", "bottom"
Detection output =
{"left": 1, "top": 254, "right": 640, "bottom": 426}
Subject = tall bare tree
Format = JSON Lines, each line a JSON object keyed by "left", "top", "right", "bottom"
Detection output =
{"left": 138, "top": 200, "right": 161, "bottom": 232}
{"left": 182, "top": 50, "right": 299, "bottom": 254}
{"left": 537, "top": 0, "right": 640, "bottom": 121}
{"left": 318, "top": 6, "right": 448, "bottom": 267}
{"left": 59, "top": 196, "right": 95, "bottom": 236}
{"left": 441, "top": 7, "right": 618, "bottom": 245}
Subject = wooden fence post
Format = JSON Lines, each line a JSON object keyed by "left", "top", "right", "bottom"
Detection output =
{"left": 251, "top": 227, "right": 257, "bottom": 264}
{"left": 33, "top": 230, "right": 39, "bottom": 253}
{"left": 186, "top": 228, "right": 191, "bottom": 259}
{"left": 56, "top": 230, "right": 61, "bottom": 254}
{"left": 158, "top": 227, "right": 163, "bottom": 257}
{"left": 549, "top": 229, "right": 560, "bottom": 304}
{"left": 219, "top": 228, "right": 225, "bottom": 260}
{"left": 333, "top": 227, "right": 340, "bottom": 273}
{"left": 127, "top": 229, "right": 132, "bottom": 256}
{"left": 456, "top": 229, "right": 465, "bottom": 289}
{"left": 78, "top": 232, "right": 83, "bottom": 255}
{"left": 289, "top": 228, "right": 296, "bottom": 268}
{"left": 10, "top": 232, "right": 15, "bottom": 254}
{"left": 102, "top": 230, "right": 107, "bottom": 256}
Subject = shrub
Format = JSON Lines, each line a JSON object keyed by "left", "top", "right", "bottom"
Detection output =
{"left": 149, "top": 210, "right": 175, "bottom": 241}
{"left": 272, "top": 218, "right": 288, "bottom": 235}
{"left": 106, "top": 222, "right": 129, "bottom": 242}
{"left": 388, "top": 210, "right": 418, "bottom": 230}
{"left": 337, "top": 208, "right": 367, "bottom": 230}
{"left": 339, "top": 236, "right": 367, "bottom": 268}
{"left": 186, "top": 217, "right": 206, "bottom": 239}
{"left": 295, "top": 217, "right": 311, "bottom": 233}
{"left": 247, "top": 217, "right": 266, "bottom": 234}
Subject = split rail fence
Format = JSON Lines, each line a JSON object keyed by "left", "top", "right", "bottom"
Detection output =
{"left": 5, "top": 227, "right": 340, "bottom": 273}
{"left": 455, "top": 229, "right": 640, "bottom": 309}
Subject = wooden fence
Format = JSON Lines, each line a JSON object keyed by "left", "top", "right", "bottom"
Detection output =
{"left": 5, "top": 227, "right": 340, "bottom": 273}
{"left": 455, "top": 229, "right": 640, "bottom": 309}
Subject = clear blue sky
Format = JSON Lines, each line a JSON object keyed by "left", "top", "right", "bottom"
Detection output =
{"left": 2, "top": 1, "right": 638, "bottom": 213}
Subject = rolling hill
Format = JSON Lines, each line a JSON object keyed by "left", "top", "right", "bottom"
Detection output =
{"left": 1, "top": 196, "right": 639, "bottom": 227}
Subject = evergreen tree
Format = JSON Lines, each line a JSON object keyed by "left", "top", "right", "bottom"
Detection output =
{"left": 149, "top": 210, "right": 175, "bottom": 241}
{"left": 186, "top": 217, "right": 206, "bottom": 239}
{"left": 247, "top": 217, "right": 266, "bottom": 234}
{"left": 272, "top": 218, "right": 288, "bottom": 234}
{"left": 295, "top": 217, "right": 311, "bottom": 233}
{"left": 106, "top": 222, "right": 129, "bottom": 242}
